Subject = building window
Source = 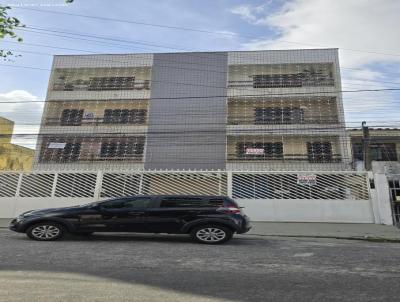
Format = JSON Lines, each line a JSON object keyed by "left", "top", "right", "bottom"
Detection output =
{"left": 103, "top": 109, "right": 147, "bottom": 124}
{"left": 370, "top": 143, "right": 398, "bottom": 161}
{"left": 307, "top": 142, "right": 333, "bottom": 163}
{"left": 354, "top": 142, "right": 398, "bottom": 161}
{"left": 252, "top": 68, "right": 334, "bottom": 88}
{"left": 253, "top": 74, "right": 302, "bottom": 88}
{"left": 236, "top": 142, "right": 283, "bottom": 160}
{"left": 254, "top": 107, "right": 304, "bottom": 124}
{"left": 100, "top": 137, "right": 145, "bottom": 159}
{"left": 40, "top": 139, "right": 81, "bottom": 162}
{"left": 88, "top": 77, "right": 135, "bottom": 90}
{"left": 60, "top": 109, "right": 84, "bottom": 126}
{"left": 352, "top": 143, "right": 364, "bottom": 161}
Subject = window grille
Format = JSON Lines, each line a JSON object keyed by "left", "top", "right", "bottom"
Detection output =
{"left": 307, "top": 142, "right": 333, "bottom": 163}
{"left": 103, "top": 109, "right": 147, "bottom": 124}
{"left": 40, "top": 138, "right": 82, "bottom": 163}
{"left": 60, "top": 109, "right": 84, "bottom": 126}
{"left": 254, "top": 107, "right": 304, "bottom": 124}
{"left": 237, "top": 142, "right": 284, "bottom": 160}
{"left": 88, "top": 76, "right": 135, "bottom": 90}
{"left": 100, "top": 137, "right": 145, "bottom": 159}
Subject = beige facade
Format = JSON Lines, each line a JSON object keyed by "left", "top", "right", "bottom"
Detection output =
{"left": 0, "top": 117, "right": 34, "bottom": 171}
{"left": 34, "top": 49, "right": 350, "bottom": 171}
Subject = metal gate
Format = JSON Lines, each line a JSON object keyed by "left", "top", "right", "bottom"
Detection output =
{"left": 388, "top": 178, "right": 400, "bottom": 226}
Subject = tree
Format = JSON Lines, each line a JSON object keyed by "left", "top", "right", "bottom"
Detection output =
{"left": 0, "top": 1, "right": 73, "bottom": 59}
{"left": 0, "top": 6, "right": 25, "bottom": 60}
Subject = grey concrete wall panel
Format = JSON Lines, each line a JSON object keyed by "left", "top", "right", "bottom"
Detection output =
{"left": 145, "top": 52, "right": 228, "bottom": 170}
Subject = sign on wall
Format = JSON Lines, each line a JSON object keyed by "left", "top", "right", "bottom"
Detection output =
{"left": 245, "top": 148, "right": 265, "bottom": 155}
{"left": 84, "top": 112, "right": 94, "bottom": 119}
{"left": 48, "top": 142, "right": 66, "bottom": 149}
{"left": 297, "top": 174, "right": 317, "bottom": 186}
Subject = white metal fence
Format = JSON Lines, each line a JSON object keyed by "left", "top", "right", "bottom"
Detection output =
{"left": 0, "top": 171, "right": 369, "bottom": 200}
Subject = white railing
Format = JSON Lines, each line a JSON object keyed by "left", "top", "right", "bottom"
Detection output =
{"left": 0, "top": 170, "right": 369, "bottom": 200}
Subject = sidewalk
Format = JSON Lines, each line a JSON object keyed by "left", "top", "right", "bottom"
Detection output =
{"left": 1, "top": 218, "right": 399, "bottom": 241}
{"left": 248, "top": 222, "right": 400, "bottom": 241}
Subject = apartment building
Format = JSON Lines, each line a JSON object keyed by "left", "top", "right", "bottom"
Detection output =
{"left": 33, "top": 49, "right": 351, "bottom": 171}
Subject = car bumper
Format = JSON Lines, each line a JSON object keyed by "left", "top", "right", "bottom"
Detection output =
{"left": 9, "top": 218, "right": 25, "bottom": 233}
{"left": 237, "top": 216, "right": 252, "bottom": 234}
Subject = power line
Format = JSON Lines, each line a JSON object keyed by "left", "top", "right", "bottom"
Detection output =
{"left": 5, "top": 47, "right": 400, "bottom": 90}
{"left": 2, "top": 62, "right": 400, "bottom": 97}
{"left": 5, "top": 39, "right": 400, "bottom": 79}
{"left": 12, "top": 6, "right": 400, "bottom": 58}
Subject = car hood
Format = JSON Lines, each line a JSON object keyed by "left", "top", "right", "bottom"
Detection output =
{"left": 21, "top": 205, "right": 87, "bottom": 216}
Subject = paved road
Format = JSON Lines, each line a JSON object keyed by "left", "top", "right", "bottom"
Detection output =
{"left": 0, "top": 230, "right": 400, "bottom": 302}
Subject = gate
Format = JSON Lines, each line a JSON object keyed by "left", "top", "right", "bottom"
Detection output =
{"left": 388, "top": 178, "right": 400, "bottom": 226}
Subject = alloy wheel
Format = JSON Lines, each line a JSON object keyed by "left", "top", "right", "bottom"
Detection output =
{"left": 31, "top": 225, "right": 60, "bottom": 240}
{"left": 196, "top": 227, "right": 226, "bottom": 242}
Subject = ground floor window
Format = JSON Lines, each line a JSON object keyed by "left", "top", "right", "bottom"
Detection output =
{"left": 236, "top": 142, "right": 283, "bottom": 160}
{"left": 307, "top": 142, "right": 333, "bottom": 163}
{"left": 100, "top": 137, "right": 145, "bottom": 159}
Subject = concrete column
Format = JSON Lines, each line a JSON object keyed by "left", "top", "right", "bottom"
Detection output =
{"left": 93, "top": 170, "right": 103, "bottom": 199}
{"left": 371, "top": 173, "right": 393, "bottom": 225}
{"left": 227, "top": 171, "right": 233, "bottom": 198}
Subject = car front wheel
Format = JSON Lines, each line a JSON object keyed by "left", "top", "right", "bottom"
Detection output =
{"left": 26, "top": 222, "right": 65, "bottom": 241}
{"left": 190, "top": 224, "right": 233, "bottom": 244}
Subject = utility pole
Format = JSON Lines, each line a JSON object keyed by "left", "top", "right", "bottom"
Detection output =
{"left": 362, "top": 121, "right": 371, "bottom": 170}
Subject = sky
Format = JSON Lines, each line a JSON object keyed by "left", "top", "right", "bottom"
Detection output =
{"left": 1, "top": 0, "right": 400, "bottom": 148}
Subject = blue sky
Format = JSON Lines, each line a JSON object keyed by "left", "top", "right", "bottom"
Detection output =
{"left": 1, "top": 0, "right": 400, "bottom": 147}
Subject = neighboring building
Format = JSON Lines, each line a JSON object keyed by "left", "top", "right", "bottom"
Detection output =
{"left": 33, "top": 49, "right": 351, "bottom": 171}
{"left": 349, "top": 128, "right": 400, "bottom": 170}
{"left": 0, "top": 117, "right": 34, "bottom": 171}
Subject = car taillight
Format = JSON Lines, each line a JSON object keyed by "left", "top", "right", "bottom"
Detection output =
{"left": 218, "top": 206, "right": 241, "bottom": 214}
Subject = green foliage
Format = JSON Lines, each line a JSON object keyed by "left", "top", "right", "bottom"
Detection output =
{"left": 0, "top": 5, "right": 25, "bottom": 60}
{"left": 0, "top": 0, "right": 73, "bottom": 59}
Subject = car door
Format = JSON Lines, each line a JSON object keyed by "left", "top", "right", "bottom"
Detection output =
{"left": 78, "top": 196, "right": 156, "bottom": 232}
{"left": 147, "top": 196, "right": 208, "bottom": 233}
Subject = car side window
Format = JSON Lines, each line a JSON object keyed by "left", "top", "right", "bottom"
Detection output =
{"left": 101, "top": 197, "right": 153, "bottom": 209}
{"left": 160, "top": 197, "right": 207, "bottom": 208}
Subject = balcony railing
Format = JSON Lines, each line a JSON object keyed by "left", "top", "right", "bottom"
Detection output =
{"left": 228, "top": 79, "right": 335, "bottom": 89}
{"left": 52, "top": 80, "right": 151, "bottom": 92}
{"left": 45, "top": 117, "right": 147, "bottom": 126}
{"left": 38, "top": 155, "right": 144, "bottom": 163}
{"left": 227, "top": 153, "right": 342, "bottom": 163}
{"left": 227, "top": 117, "right": 340, "bottom": 125}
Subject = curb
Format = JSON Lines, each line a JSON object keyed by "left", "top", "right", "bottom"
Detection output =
{"left": 1, "top": 227, "right": 399, "bottom": 243}
{"left": 243, "top": 233, "right": 400, "bottom": 243}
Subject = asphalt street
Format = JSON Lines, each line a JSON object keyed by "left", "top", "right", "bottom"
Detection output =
{"left": 1, "top": 230, "right": 400, "bottom": 302}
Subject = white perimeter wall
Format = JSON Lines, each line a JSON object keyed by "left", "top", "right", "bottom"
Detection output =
{"left": 1, "top": 197, "right": 374, "bottom": 223}
{"left": 238, "top": 199, "right": 374, "bottom": 223}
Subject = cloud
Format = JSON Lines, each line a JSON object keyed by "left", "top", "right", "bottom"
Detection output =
{"left": 230, "top": 4, "right": 267, "bottom": 24}
{"left": 0, "top": 90, "right": 43, "bottom": 149}
{"left": 235, "top": 0, "right": 400, "bottom": 68}
{"left": 230, "top": 0, "right": 400, "bottom": 125}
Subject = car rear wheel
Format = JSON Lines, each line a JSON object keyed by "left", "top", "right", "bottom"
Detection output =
{"left": 190, "top": 224, "right": 233, "bottom": 244}
{"left": 26, "top": 222, "right": 65, "bottom": 241}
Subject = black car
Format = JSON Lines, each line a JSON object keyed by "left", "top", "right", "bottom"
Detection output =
{"left": 9, "top": 195, "right": 251, "bottom": 244}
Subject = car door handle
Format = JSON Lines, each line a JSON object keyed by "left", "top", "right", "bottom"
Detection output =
{"left": 128, "top": 212, "right": 145, "bottom": 215}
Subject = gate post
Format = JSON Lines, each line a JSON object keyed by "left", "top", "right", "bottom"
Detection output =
{"left": 227, "top": 171, "right": 233, "bottom": 198}
{"left": 371, "top": 172, "right": 393, "bottom": 225}
{"left": 94, "top": 170, "right": 103, "bottom": 199}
